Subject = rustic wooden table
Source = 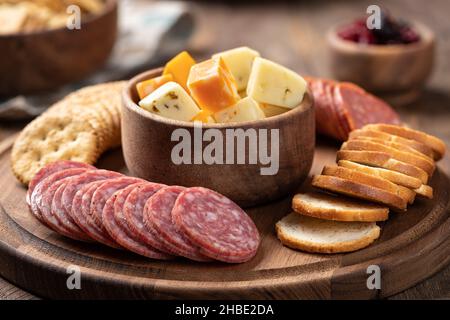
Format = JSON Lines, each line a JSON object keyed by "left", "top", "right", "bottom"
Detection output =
{"left": 0, "top": 0, "right": 449, "bottom": 299}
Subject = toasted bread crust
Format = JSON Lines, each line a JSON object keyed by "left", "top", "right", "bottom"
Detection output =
{"left": 322, "top": 165, "right": 416, "bottom": 204}
{"left": 351, "top": 136, "right": 434, "bottom": 162}
{"left": 349, "top": 129, "right": 435, "bottom": 159}
{"left": 276, "top": 213, "right": 381, "bottom": 254}
{"left": 336, "top": 150, "right": 429, "bottom": 184}
{"left": 363, "top": 124, "right": 446, "bottom": 160}
{"left": 337, "top": 160, "right": 422, "bottom": 189}
{"left": 312, "top": 175, "right": 407, "bottom": 211}
{"left": 414, "top": 184, "right": 433, "bottom": 199}
{"left": 292, "top": 192, "right": 389, "bottom": 222}
{"left": 342, "top": 140, "right": 435, "bottom": 176}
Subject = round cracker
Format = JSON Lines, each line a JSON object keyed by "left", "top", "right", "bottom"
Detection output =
{"left": 11, "top": 114, "right": 99, "bottom": 185}
{"left": 46, "top": 81, "right": 126, "bottom": 151}
{"left": 47, "top": 101, "right": 110, "bottom": 152}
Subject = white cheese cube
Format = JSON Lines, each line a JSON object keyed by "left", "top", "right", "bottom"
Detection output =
{"left": 139, "top": 82, "right": 200, "bottom": 122}
{"left": 247, "top": 57, "right": 307, "bottom": 109}
{"left": 214, "top": 97, "right": 265, "bottom": 123}
{"left": 259, "top": 103, "right": 290, "bottom": 117}
{"left": 212, "top": 47, "right": 260, "bottom": 91}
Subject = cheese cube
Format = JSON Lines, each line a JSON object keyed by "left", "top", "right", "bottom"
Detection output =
{"left": 187, "top": 57, "right": 240, "bottom": 113}
{"left": 214, "top": 97, "right": 265, "bottom": 123}
{"left": 139, "top": 82, "right": 200, "bottom": 122}
{"left": 136, "top": 74, "right": 173, "bottom": 100}
{"left": 259, "top": 103, "right": 290, "bottom": 117}
{"left": 212, "top": 47, "right": 260, "bottom": 91}
{"left": 191, "top": 110, "right": 216, "bottom": 124}
{"left": 163, "top": 51, "right": 196, "bottom": 91}
{"left": 247, "top": 57, "right": 307, "bottom": 109}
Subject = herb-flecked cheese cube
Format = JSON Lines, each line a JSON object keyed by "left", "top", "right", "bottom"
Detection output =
{"left": 214, "top": 97, "right": 265, "bottom": 123}
{"left": 139, "top": 82, "right": 200, "bottom": 122}
{"left": 247, "top": 57, "right": 307, "bottom": 109}
{"left": 212, "top": 47, "right": 260, "bottom": 91}
{"left": 187, "top": 57, "right": 240, "bottom": 113}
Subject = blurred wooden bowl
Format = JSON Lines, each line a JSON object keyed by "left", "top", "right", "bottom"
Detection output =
{"left": 327, "top": 21, "right": 435, "bottom": 105}
{"left": 122, "top": 68, "right": 315, "bottom": 207}
{"left": 0, "top": 0, "right": 118, "bottom": 97}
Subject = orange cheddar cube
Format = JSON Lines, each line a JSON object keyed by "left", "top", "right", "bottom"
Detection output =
{"left": 187, "top": 57, "right": 240, "bottom": 113}
{"left": 136, "top": 74, "right": 173, "bottom": 100}
{"left": 163, "top": 51, "right": 196, "bottom": 91}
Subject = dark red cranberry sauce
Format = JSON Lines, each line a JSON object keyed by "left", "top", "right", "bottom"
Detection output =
{"left": 337, "top": 11, "right": 420, "bottom": 45}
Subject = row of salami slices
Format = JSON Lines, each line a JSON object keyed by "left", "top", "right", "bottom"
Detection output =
{"left": 306, "top": 77, "right": 402, "bottom": 141}
{"left": 27, "top": 161, "right": 260, "bottom": 263}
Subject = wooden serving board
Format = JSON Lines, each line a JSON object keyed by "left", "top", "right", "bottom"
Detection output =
{"left": 0, "top": 135, "right": 449, "bottom": 299}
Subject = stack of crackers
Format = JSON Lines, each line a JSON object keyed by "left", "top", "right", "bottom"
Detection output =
{"left": 11, "top": 81, "right": 125, "bottom": 185}
{"left": 0, "top": 0, "right": 105, "bottom": 34}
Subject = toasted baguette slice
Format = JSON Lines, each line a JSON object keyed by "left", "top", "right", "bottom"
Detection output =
{"left": 276, "top": 213, "right": 381, "bottom": 253}
{"left": 322, "top": 165, "right": 416, "bottom": 204}
{"left": 363, "top": 124, "right": 446, "bottom": 160}
{"left": 351, "top": 136, "right": 434, "bottom": 162}
{"left": 312, "top": 175, "right": 408, "bottom": 211}
{"left": 292, "top": 192, "right": 389, "bottom": 222}
{"left": 338, "top": 160, "right": 422, "bottom": 189}
{"left": 342, "top": 140, "right": 435, "bottom": 176}
{"left": 414, "top": 184, "right": 433, "bottom": 199}
{"left": 349, "top": 129, "right": 434, "bottom": 159}
{"left": 336, "top": 150, "right": 429, "bottom": 184}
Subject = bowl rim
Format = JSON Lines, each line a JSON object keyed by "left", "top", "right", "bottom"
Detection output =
{"left": 0, "top": 0, "right": 117, "bottom": 39}
{"left": 122, "top": 68, "right": 314, "bottom": 129}
{"left": 327, "top": 20, "right": 435, "bottom": 54}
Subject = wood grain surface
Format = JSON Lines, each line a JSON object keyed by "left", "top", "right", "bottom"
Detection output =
{"left": 0, "top": 137, "right": 448, "bottom": 299}
{"left": 0, "top": 0, "right": 449, "bottom": 300}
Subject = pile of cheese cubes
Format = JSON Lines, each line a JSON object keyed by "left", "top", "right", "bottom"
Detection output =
{"left": 137, "top": 47, "right": 307, "bottom": 124}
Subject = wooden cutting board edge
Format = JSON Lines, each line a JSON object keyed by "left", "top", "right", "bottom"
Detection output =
{"left": 0, "top": 137, "right": 448, "bottom": 299}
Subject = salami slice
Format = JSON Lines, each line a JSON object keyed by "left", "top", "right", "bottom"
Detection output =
{"left": 90, "top": 176, "right": 144, "bottom": 228}
{"left": 30, "top": 167, "right": 87, "bottom": 224}
{"left": 26, "top": 160, "right": 94, "bottom": 206}
{"left": 103, "top": 184, "right": 173, "bottom": 260}
{"left": 40, "top": 181, "right": 91, "bottom": 241}
{"left": 57, "top": 170, "right": 122, "bottom": 241}
{"left": 51, "top": 182, "right": 94, "bottom": 241}
{"left": 330, "top": 83, "right": 352, "bottom": 141}
{"left": 144, "top": 186, "right": 211, "bottom": 262}
{"left": 337, "top": 83, "right": 401, "bottom": 132}
{"left": 34, "top": 168, "right": 92, "bottom": 241}
{"left": 306, "top": 77, "right": 401, "bottom": 141}
{"left": 71, "top": 181, "right": 119, "bottom": 247}
{"left": 123, "top": 183, "right": 174, "bottom": 255}
{"left": 324, "top": 80, "right": 347, "bottom": 141}
{"left": 305, "top": 77, "right": 330, "bottom": 136}
{"left": 308, "top": 78, "right": 347, "bottom": 141}
{"left": 172, "top": 187, "right": 260, "bottom": 263}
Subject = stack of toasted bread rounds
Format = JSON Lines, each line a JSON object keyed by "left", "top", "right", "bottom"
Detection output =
{"left": 277, "top": 124, "right": 446, "bottom": 254}
{"left": 11, "top": 81, "right": 126, "bottom": 185}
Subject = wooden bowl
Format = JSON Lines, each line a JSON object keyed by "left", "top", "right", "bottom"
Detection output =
{"left": 0, "top": 0, "right": 118, "bottom": 97}
{"left": 327, "top": 21, "right": 435, "bottom": 105}
{"left": 122, "top": 69, "right": 315, "bottom": 207}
